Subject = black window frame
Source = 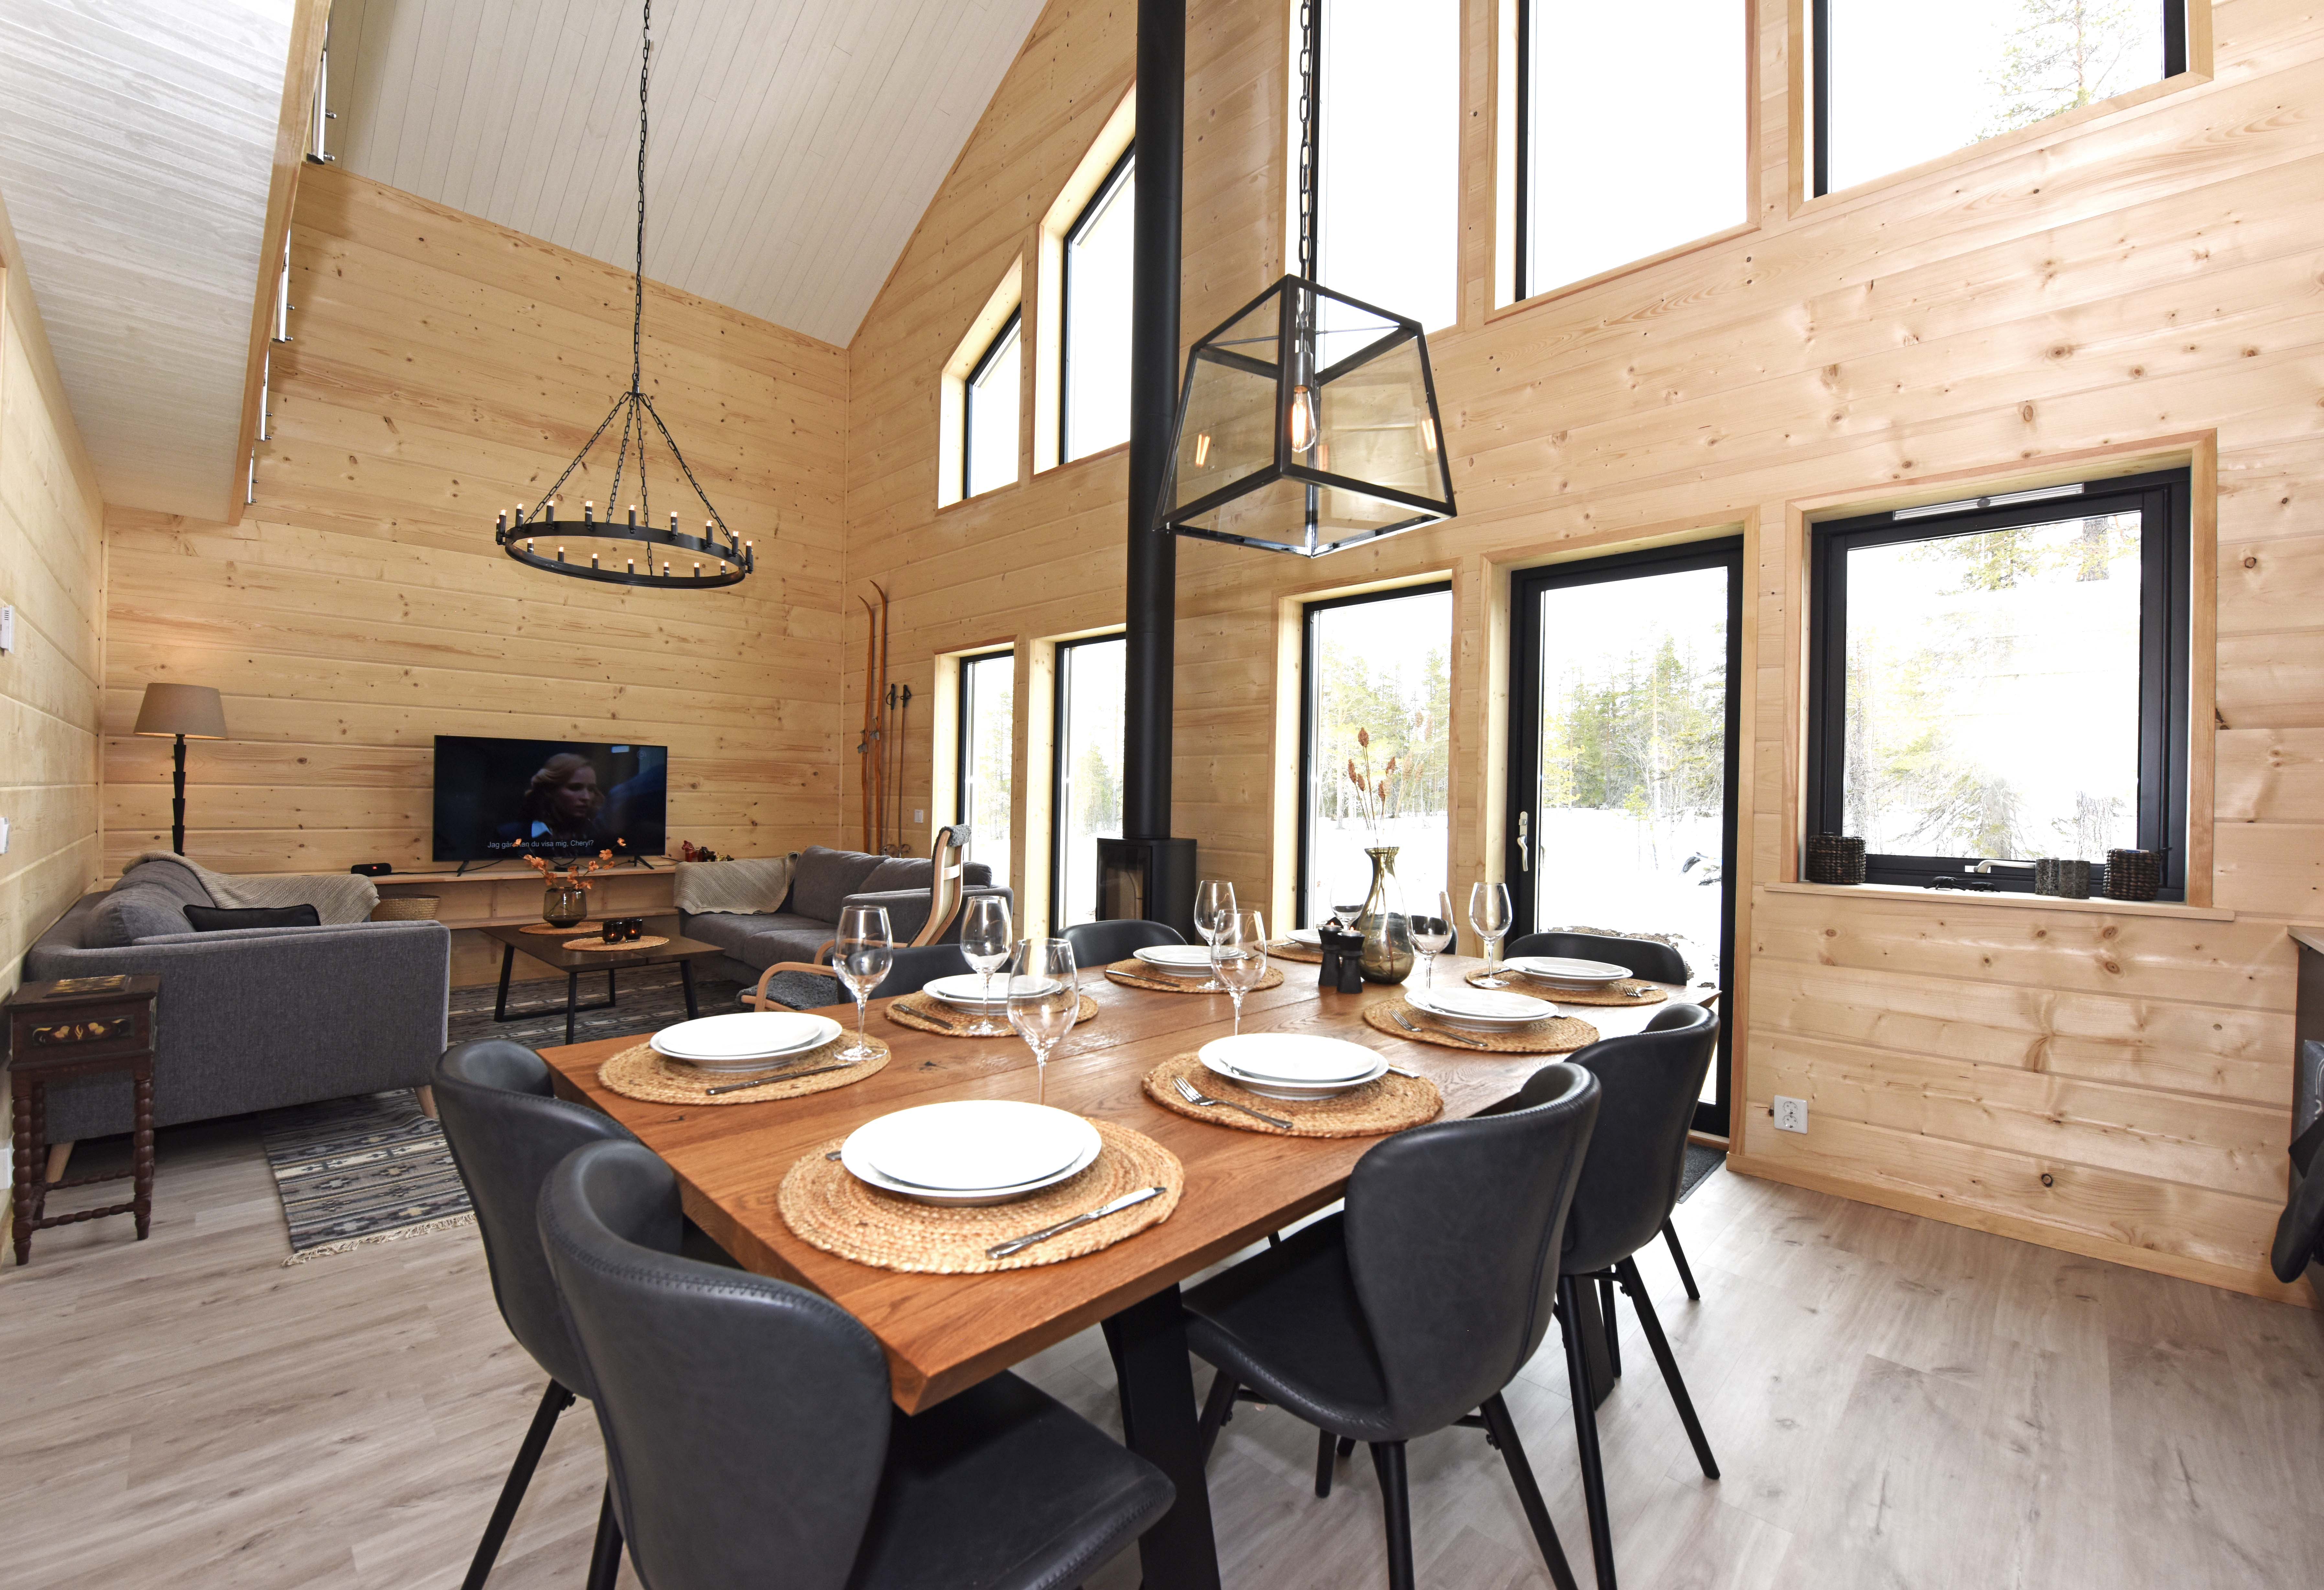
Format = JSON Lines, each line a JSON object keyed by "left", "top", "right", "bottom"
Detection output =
{"left": 960, "top": 308, "right": 1023, "bottom": 500}
{"left": 955, "top": 647, "right": 1015, "bottom": 880}
{"left": 1294, "top": 580, "right": 1454, "bottom": 930}
{"left": 1811, "top": 0, "right": 2189, "bottom": 197}
{"left": 1049, "top": 632, "right": 1124, "bottom": 931}
{"left": 1058, "top": 148, "right": 1135, "bottom": 465}
{"left": 1805, "top": 468, "right": 2193, "bottom": 898}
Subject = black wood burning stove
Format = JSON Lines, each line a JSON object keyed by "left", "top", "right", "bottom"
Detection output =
{"left": 1096, "top": 837, "right": 1198, "bottom": 941}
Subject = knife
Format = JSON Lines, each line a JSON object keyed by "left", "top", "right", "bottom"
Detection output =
{"left": 986, "top": 1185, "right": 1167, "bottom": 1259}
{"left": 704, "top": 1059, "right": 857, "bottom": 1095}
{"left": 1390, "top": 1008, "right": 1490, "bottom": 1049}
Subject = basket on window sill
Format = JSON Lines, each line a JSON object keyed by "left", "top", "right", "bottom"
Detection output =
{"left": 2103, "top": 848, "right": 2161, "bottom": 902}
{"left": 1804, "top": 834, "right": 1866, "bottom": 886}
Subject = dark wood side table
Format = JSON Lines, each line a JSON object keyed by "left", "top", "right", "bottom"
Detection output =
{"left": 6, "top": 975, "right": 160, "bottom": 1265}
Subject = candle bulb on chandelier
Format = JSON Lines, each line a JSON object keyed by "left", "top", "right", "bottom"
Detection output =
{"left": 692, "top": 562, "right": 701, "bottom": 578}
{"left": 557, "top": 546, "right": 566, "bottom": 563}
{"left": 627, "top": 558, "right": 635, "bottom": 575}
{"left": 670, "top": 511, "right": 680, "bottom": 536}
{"left": 584, "top": 500, "right": 594, "bottom": 523}
{"left": 590, "top": 552, "right": 599, "bottom": 569}
{"left": 545, "top": 498, "right": 557, "bottom": 524}
{"left": 626, "top": 504, "right": 637, "bottom": 527}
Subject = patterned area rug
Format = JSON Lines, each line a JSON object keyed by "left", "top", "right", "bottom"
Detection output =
{"left": 260, "top": 1090, "right": 474, "bottom": 1265}
{"left": 445, "top": 964, "right": 754, "bottom": 1050}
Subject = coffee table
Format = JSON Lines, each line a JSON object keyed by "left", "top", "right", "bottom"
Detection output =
{"left": 480, "top": 917, "right": 726, "bottom": 1044}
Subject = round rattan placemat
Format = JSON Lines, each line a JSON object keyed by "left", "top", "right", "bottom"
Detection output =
{"left": 777, "top": 1118, "right": 1182, "bottom": 1274}
{"left": 598, "top": 1035, "right": 888, "bottom": 1105}
{"left": 1105, "top": 960, "right": 1288, "bottom": 994}
{"left": 520, "top": 920, "right": 600, "bottom": 935}
{"left": 1143, "top": 1051, "right": 1441, "bottom": 1138}
{"left": 1364, "top": 999, "right": 1598, "bottom": 1055}
{"left": 886, "top": 990, "right": 1100, "bottom": 1037}
{"left": 1265, "top": 940, "right": 1325, "bottom": 964}
{"left": 564, "top": 934, "right": 671, "bottom": 952}
{"left": 1467, "top": 969, "right": 1667, "bottom": 1007}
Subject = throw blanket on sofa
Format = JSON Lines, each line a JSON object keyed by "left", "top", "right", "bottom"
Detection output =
{"left": 673, "top": 855, "right": 796, "bottom": 915}
{"left": 125, "top": 852, "right": 380, "bottom": 925}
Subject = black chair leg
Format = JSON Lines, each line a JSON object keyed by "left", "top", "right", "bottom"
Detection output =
{"left": 461, "top": 1379, "right": 575, "bottom": 1590}
{"left": 1368, "top": 1441, "right": 1417, "bottom": 1590}
{"left": 1314, "top": 1427, "right": 1338, "bottom": 1497}
{"left": 1479, "top": 1393, "right": 1581, "bottom": 1590}
{"left": 1661, "top": 1217, "right": 1701, "bottom": 1300}
{"left": 1557, "top": 1274, "right": 1619, "bottom": 1590}
{"left": 584, "top": 1484, "right": 623, "bottom": 1590}
{"left": 1618, "top": 1257, "right": 1718, "bottom": 1479}
{"left": 1197, "top": 1368, "right": 1239, "bottom": 1463}
{"left": 1598, "top": 1273, "right": 1622, "bottom": 1378}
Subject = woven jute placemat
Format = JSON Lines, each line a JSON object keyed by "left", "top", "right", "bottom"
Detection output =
{"left": 777, "top": 1118, "right": 1182, "bottom": 1274}
{"left": 564, "top": 934, "right": 671, "bottom": 952}
{"left": 1466, "top": 969, "right": 1666, "bottom": 1007}
{"left": 1265, "top": 940, "right": 1325, "bottom": 964}
{"left": 1105, "top": 959, "right": 1288, "bottom": 994}
{"left": 520, "top": 920, "right": 600, "bottom": 935}
{"left": 1364, "top": 999, "right": 1598, "bottom": 1055}
{"left": 1143, "top": 1051, "right": 1441, "bottom": 1138}
{"left": 885, "top": 990, "right": 1100, "bottom": 1037}
{"left": 598, "top": 1035, "right": 889, "bottom": 1106}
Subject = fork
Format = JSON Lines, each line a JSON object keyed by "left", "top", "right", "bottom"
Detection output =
{"left": 1389, "top": 1008, "right": 1490, "bottom": 1049}
{"left": 1172, "top": 1074, "right": 1293, "bottom": 1130}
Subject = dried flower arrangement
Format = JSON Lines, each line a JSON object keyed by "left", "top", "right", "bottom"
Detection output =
{"left": 1346, "top": 726, "right": 1402, "bottom": 845}
{"left": 526, "top": 845, "right": 619, "bottom": 890}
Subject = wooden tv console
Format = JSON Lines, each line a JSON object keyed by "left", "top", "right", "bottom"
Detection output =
{"left": 375, "top": 867, "right": 678, "bottom": 988}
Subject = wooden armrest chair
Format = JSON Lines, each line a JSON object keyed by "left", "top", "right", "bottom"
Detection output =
{"left": 744, "top": 825, "right": 972, "bottom": 1011}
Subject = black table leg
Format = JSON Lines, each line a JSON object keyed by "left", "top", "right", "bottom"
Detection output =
{"left": 565, "top": 970, "right": 579, "bottom": 1046}
{"left": 607, "top": 967, "right": 618, "bottom": 1008}
{"left": 1567, "top": 1271, "right": 1617, "bottom": 1409}
{"left": 1101, "top": 1285, "right": 1222, "bottom": 1590}
{"left": 494, "top": 942, "right": 516, "bottom": 1021}
{"left": 681, "top": 960, "right": 699, "bottom": 1020}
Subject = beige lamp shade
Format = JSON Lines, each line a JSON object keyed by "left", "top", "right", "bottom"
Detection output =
{"left": 133, "top": 683, "right": 228, "bottom": 739}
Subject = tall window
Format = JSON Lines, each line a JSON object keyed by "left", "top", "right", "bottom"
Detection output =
{"left": 956, "top": 650, "right": 1016, "bottom": 891}
{"left": 1316, "top": 0, "right": 1459, "bottom": 332}
{"left": 1061, "top": 152, "right": 1135, "bottom": 462}
{"left": 1051, "top": 635, "right": 1125, "bottom": 929}
{"left": 1519, "top": 0, "right": 1748, "bottom": 300}
{"left": 1299, "top": 585, "right": 1453, "bottom": 928}
{"left": 1815, "top": 1, "right": 2186, "bottom": 195}
{"left": 962, "top": 311, "right": 1022, "bottom": 499}
{"left": 1808, "top": 470, "right": 2192, "bottom": 896}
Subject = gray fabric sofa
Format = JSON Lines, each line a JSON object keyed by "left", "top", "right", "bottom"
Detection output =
{"left": 21, "top": 859, "right": 451, "bottom": 1141}
{"left": 679, "top": 845, "right": 1012, "bottom": 986}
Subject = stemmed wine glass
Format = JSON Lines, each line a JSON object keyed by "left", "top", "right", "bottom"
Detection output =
{"left": 1193, "top": 879, "right": 1236, "bottom": 991}
{"left": 1410, "top": 890, "right": 1455, "bottom": 988}
{"left": 960, "top": 895, "right": 1013, "bottom": 1035}
{"left": 1007, "top": 938, "right": 1080, "bottom": 1104}
{"left": 1211, "top": 909, "right": 1269, "bottom": 1036}
{"left": 1328, "top": 863, "right": 1369, "bottom": 937}
{"left": 832, "top": 904, "right": 894, "bottom": 1060}
{"left": 1469, "top": 882, "right": 1513, "bottom": 989}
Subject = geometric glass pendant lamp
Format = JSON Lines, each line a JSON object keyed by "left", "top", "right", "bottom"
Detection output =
{"left": 1152, "top": 0, "right": 1455, "bottom": 556}
{"left": 490, "top": 0, "right": 756, "bottom": 590}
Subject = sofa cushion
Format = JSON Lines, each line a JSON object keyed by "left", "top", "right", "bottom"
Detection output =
{"left": 84, "top": 886, "right": 192, "bottom": 948}
{"left": 861, "top": 857, "right": 932, "bottom": 893}
{"left": 682, "top": 911, "right": 831, "bottom": 971}
{"left": 184, "top": 903, "right": 322, "bottom": 932}
{"left": 788, "top": 847, "right": 887, "bottom": 922}
{"left": 120, "top": 857, "right": 216, "bottom": 909}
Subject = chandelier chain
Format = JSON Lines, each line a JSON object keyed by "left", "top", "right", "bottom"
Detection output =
{"left": 1295, "top": 0, "right": 1317, "bottom": 281}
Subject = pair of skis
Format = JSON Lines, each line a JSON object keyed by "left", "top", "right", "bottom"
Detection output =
{"left": 857, "top": 584, "right": 911, "bottom": 855}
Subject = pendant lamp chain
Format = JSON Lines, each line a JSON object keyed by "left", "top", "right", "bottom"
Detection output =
{"left": 1294, "top": 0, "right": 1318, "bottom": 282}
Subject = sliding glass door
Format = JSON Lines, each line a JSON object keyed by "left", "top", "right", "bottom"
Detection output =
{"left": 956, "top": 649, "right": 1015, "bottom": 890}
{"left": 1508, "top": 539, "right": 1741, "bottom": 1134}
{"left": 1051, "top": 635, "right": 1125, "bottom": 930}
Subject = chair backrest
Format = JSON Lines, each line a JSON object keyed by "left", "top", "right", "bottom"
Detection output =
{"left": 1548, "top": 1002, "right": 1720, "bottom": 1275}
{"left": 1341, "top": 1063, "right": 1600, "bottom": 1436}
{"left": 1062, "top": 918, "right": 1184, "bottom": 968}
{"left": 432, "top": 1039, "right": 640, "bottom": 1395}
{"left": 1506, "top": 929, "right": 1689, "bottom": 985}
{"left": 882, "top": 941, "right": 972, "bottom": 995}
{"left": 539, "top": 1140, "right": 893, "bottom": 1590}
{"left": 910, "top": 824, "right": 971, "bottom": 948}
{"left": 2272, "top": 1114, "right": 2324, "bottom": 1283}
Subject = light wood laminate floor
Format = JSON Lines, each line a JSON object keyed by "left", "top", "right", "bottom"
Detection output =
{"left": 5, "top": 1119, "right": 2321, "bottom": 1590}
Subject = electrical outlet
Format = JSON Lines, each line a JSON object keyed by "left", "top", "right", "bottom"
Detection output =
{"left": 1772, "top": 1095, "right": 1808, "bottom": 1134}
{"left": 0, "top": 603, "right": 14, "bottom": 653}
{"left": 914, "top": 808, "right": 925, "bottom": 823}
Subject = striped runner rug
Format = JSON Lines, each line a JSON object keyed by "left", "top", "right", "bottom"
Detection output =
{"left": 260, "top": 1090, "right": 474, "bottom": 1265}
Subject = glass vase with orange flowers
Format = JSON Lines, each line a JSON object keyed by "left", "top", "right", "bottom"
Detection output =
{"left": 1344, "top": 729, "right": 1414, "bottom": 982}
{"left": 529, "top": 849, "right": 615, "bottom": 929}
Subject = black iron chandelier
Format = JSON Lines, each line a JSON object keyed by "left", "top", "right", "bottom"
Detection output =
{"left": 493, "top": 0, "right": 755, "bottom": 590}
{"left": 1152, "top": 0, "right": 1455, "bottom": 557}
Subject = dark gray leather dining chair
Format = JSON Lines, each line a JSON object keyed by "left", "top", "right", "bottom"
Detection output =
{"left": 1506, "top": 929, "right": 1707, "bottom": 1302}
{"left": 1181, "top": 1063, "right": 1603, "bottom": 1590}
{"left": 1063, "top": 918, "right": 1185, "bottom": 968}
{"left": 536, "top": 1138, "right": 1177, "bottom": 1590}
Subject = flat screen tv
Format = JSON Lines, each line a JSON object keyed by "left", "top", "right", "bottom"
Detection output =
{"left": 432, "top": 736, "right": 668, "bottom": 863}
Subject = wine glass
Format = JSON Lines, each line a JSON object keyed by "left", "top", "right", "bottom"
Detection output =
{"left": 1410, "top": 890, "right": 1455, "bottom": 989}
{"left": 1211, "top": 909, "right": 1269, "bottom": 1036}
{"left": 1469, "top": 882, "right": 1513, "bottom": 988}
{"left": 1007, "top": 938, "right": 1080, "bottom": 1104}
{"left": 1328, "top": 862, "right": 1369, "bottom": 937}
{"left": 960, "top": 894, "right": 1013, "bottom": 1035}
{"left": 832, "top": 904, "right": 894, "bottom": 1060}
{"left": 1193, "top": 879, "right": 1236, "bottom": 991}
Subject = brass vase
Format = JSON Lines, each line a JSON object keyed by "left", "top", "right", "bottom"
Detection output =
{"left": 1357, "top": 845, "right": 1414, "bottom": 984}
{"left": 542, "top": 883, "right": 589, "bottom": 928}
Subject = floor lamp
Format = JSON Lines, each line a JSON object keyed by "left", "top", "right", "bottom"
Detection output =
{"left": 133, "top": 684, "right": 227, "bottom": 856}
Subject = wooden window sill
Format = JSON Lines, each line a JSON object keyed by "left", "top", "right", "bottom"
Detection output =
{"left": 1757, "top": 880, "right": 2234, "bottom": 923}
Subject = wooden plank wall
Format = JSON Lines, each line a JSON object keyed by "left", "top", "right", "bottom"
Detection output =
{"left": 100, "top": 164, "right": 850, "bottom": 876}
{"left": 839, "top": 0, "right": 2324, "bottom": 1300}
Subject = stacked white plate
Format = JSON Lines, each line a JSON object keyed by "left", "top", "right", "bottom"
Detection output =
{"left": 1405, "top": 986, "right": 1557, "bottom": 1030}
{"left": 920, "top": 973, "right": 1064, "bottom": 1010}
{"left": 840, "top": 1100, "right": 1102, "bottom": 1206}
{"left": 1133, "top": 944, "right": 1218, "bottom": 979}
{"left": 1285, "top": 927, "right": 1323, "bottom": 946}
{"left": 650, "top": 1011, "right": 842, "bottom": 1072}
{"left": 1505, "top": 956, "right": 1630, "bottom": 992}
{"left": 1199, "top": 1033, "right": 1386, "bottom": 1101}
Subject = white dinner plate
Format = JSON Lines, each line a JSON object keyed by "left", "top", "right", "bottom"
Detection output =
{"left": 1201, "top": 1046, "right": 1387, "bottom": 1101}
{"left": 1406, "top": 986, "right": 1557, "bottom": 1029}
{"left": 1505, "top": 956, "right": 1630, "bottom": 988}
{"left": 845, "top": 1100, "right": 1100, "bottom": 1194}
{"left": 922, "top": 973, "right": 1063, "bottom": 1009}
{"left": 1133, "top": 944, "right": 1217, "bottom": 977}
{"left": 650, "top": 1012, "right": 840, "bottom": 1071}
{"left": 1287, "top": 927, "right": 1323, "bottom": 946}
{"left": 840, "top": 1133, "right": 1102, "bottom": 1207}
{"left": 1199, "top": 1033, "right": 1380, "bottom": 1085}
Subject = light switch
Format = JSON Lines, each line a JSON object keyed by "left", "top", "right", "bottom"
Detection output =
{"left": 0, "top": 816, "right": 11, "bottom": 854}
{"left": 913, "top": 808, "right": 925, "bottom": 823}
{"left": 0, "top": 603, "right": 14, "bottom": 653}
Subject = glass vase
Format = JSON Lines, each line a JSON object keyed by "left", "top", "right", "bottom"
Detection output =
{"left": 542, "top": 884, "right": 589, "bottom": 928}
{"left": 1356, "top": 845, "right": 1414, "bottom": 984}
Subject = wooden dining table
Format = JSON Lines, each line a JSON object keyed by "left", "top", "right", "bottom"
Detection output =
{"left": 540, "top": 950, "right": 1706, "bottom": 1590}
